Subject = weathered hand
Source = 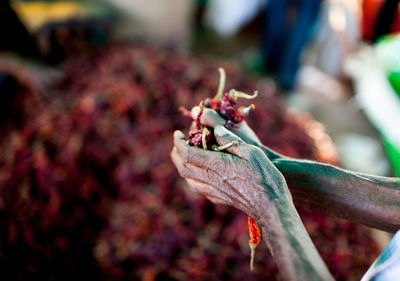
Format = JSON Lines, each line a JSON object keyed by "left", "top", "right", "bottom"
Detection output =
{"left": 190, "top": 106, "right": 283, "bottom": 160}
{"left": 171, "top": 124, "right": 291, "bottom": 220}
{"left": 171, "top": 125, "right": 334, "bottom": 280}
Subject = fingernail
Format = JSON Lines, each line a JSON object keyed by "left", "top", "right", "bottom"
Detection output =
{"left": 174, "top": 130, "right": 185, "bottom": 139}
{"left": 191, "top": 106, "right": 200, "bottom": 118}
{"left": 214, "top": 125, "right": 226, "bottom": 136}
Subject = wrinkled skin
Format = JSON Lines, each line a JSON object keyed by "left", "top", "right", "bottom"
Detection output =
{"left": 186, "top": 106, "right": 400, "bottom": 233}
{"left": 171, "top": 126, "right": 289, "bottom": 220}
{"left": 171, "top": 125, "right": 334, "bottom": 281}
{"left": 171, "top": 106, "right": 400, "bottom": 280}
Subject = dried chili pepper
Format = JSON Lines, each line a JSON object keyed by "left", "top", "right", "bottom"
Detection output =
{"left": 187, "top": 101, "right": 213, "bottom": 149}
{"left": 234, "top": 104, "right": 256, "bottom": 123}
{"left": 183, "top": 68, "right": 261, "bottom": 270}
{"left": 248, "top": 217, "right": 261, "bottom": 271}
{"left": 178, "top": 106, "right": 192, "bottom": 118}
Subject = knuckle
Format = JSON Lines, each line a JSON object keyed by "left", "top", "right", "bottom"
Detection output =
{"left": 202, "top": 168, "right": 214, "bottom": 182}
{"left": 219, "top": 153, "right": 232, "bottom": 168}
{"left": 179, "top": 163, "right": 192, "bottom": 178}
{"left": 247, "top": 146, "right": 261, "bottom": 159}
{"left": 182, "top": 148, "right": 192, "bottom": 163}
{"left": 192, "top": 153, "right": 205, "bottom": 166}
{"left": 176, "top": 166, "right": 187, "bottom": 178}
{"left": 190, "top": 184, "right": 203, "bottom": 195}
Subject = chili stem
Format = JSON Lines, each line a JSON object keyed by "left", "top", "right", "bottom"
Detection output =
{"left": 201, "top": 127, "right": 208, "bottom": 150}
{"left": 230, "top": 90, "right": 258, "bottom": 100}
{"left": 249, "top": 242, "right": 258, "bottom": 271}
{"left": 214, "top": 68, "right": 226, "bottom": 100}
{"left": 214, "top": 140, "right": 238, "bottom": 151}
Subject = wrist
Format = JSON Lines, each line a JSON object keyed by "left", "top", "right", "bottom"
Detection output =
{"left": 251, "top": 180, "right": 293, "bottom": 221}
{"left": 256, "top": 195, "right": 334, "bottom": 281}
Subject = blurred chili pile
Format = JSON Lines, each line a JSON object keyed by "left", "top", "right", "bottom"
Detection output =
{"left": 0, "top": 45, "right": 380, "bottom": 280}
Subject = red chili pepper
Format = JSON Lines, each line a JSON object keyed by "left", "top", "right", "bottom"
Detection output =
{"left": 187, "top": 102, "right": 212, "bottom": 149}
{"left": 178, "top": 106, "right": 192, "bottom": 118}
{"left": 195, "top": 101, "right": 204, "bottom": 130}
{"left": 209, "top": 99, "right": 221, "bottom": 111}
{"left": 248, "top": 217, "right": 261, "bottom": 271}
{"left": 233, "top": 104, "right": 255, "bottom": 123}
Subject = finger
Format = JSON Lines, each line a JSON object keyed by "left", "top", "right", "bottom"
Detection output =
{"left": 214, "top": 125, "right": 249, "bottom": 158}
{"left": 185, "top": 179, "right": 227, "bottom": 205}
{"left": 232, "top": 121, "right": 262, "bottom": 145}
{"left": 191, "top": 106, "right": 225, "bottom": 128}
{"left": 173, "top": 130, "right": 192, "bottom": 157}
{"left": 173, "top": 131, "right": 233, "bottom": 169}
{"left": 206, "top": 195, "right": 227, "bottom": 205}
{"left": 174, "top": 130, "right": 185, "bottom": 140}
{"left": 184, "top": 168, "right": 253, "bottom": 215}
{"left": 173, "top": 130, "right": 193, "bottom": 159}
{"left": 171, "top": 148, "right": 215, "bottom": 182}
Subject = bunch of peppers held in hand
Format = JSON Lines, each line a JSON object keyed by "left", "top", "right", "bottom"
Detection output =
{"left": 180, "top": 68, "right": 261, "bottom": 271}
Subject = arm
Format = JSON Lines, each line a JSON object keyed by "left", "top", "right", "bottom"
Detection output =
{"left": 257, "top": 190, "right": 334, "bottom": 281}
{"left": 172, "top": 125, "right": 334, "bottom": 281}
{"left": 193, "top": 106, "right": 400, "bottom": 232}
{"left": 273, "top": 158, "right": 400, "bottom": 232}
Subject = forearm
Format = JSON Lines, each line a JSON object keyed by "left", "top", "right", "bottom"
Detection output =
{"left": 257, "top": 193, "right": 334, "bottom": 281}
{"left": 272, "top": 158, "right": 400, "bottom": 232}
{"left": 173, "top": 126, "right": 335, "bottom": 279}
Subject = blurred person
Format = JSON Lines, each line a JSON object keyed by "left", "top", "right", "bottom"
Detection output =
{"left": 171, "top": 106, "right": 400, "bottom": 280}
{"left": 204, "top": 0, "right": 323, "bottom": 90}
{"left": 261, "top": 0, "right": 323, "bottom": 90}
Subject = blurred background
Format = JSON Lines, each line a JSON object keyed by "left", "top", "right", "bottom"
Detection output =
{"left": 0, "top": 0, "right": 399, "bottom": 280}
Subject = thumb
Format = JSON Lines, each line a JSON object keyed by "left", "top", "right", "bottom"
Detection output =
{"left": 214, "top": 125, "right": 249, "bottom": 158}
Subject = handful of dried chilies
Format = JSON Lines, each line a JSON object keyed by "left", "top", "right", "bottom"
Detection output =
{"left": 181, "top": 68, "right": 262, "bottom": 270}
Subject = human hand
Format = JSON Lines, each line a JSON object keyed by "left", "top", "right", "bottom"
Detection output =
{"left": 171, "top": 125, "right": 291, "bottom": 220}
{"left": 190, "top": 106, "right": 283, "bottom": 160}
{"left": 171, "top": 125, "right": 335, "bottom": 281}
